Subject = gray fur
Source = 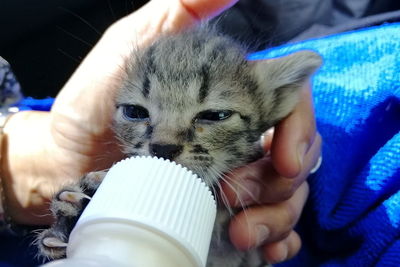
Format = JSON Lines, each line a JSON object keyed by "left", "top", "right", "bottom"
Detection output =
{"left": 114, "top": 27, "right": 321, "bottom": 187}
{"left": 37, "top": 27, "right": 321, "bottom": 266}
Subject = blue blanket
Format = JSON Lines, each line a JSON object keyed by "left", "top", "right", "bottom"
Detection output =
{"left": 251, "top": 23, "right": 400, "bottom": 266}
{"left": 1, "top": 23, "right": 399, "bottom": 267}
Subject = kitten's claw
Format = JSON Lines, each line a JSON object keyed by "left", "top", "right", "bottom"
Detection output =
{"left": 42, "top": 237, "right": 68, "bottom": 248}
{"left": 37, "top": 170, "right": 107, "bottom": 260}
{"left": 58, "top": 191, "right": 91, "bottom": 203}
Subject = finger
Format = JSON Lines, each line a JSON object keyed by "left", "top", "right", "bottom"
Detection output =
{"left": 229, "top": 182, "right": 309, "bottom": 250}
{"left": 221, "top": 133, "right": 321, "bottom": 206}
{"left": 260, "top": 127, "right": 274, "bottom": 154}
{"left": 271, "top": 83, "right": 317, "bottom": 178}
{"left": 111, "top": 0, "right": 239, "bottom": 48}
{"left": 180, "top": 0, "right": 238, "bottom": 19}
{"left": 262, "top": 230, "right": 302, "bottom": 264}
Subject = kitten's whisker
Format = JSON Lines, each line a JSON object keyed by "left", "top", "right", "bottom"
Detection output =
{"left": 204, "top": 171, "right": 218, "bottom": 199}
{"left": 211, "top": 161, "right": 251, "bottom": 204}
{"left": 207, "top": 165, "right": 234, "bottom": 215}
{"left": 57, "top": 49, "right": 81, "bottom": 64}
{"left": 210, "top": 162, "right": 252, "bottom": 229}
{"left": 57, "top": 26, "right": 94, "bottom": 48}
{"left": 106, "top": 0, "right": 117, "bottom": 21}
{"left": 193, "top": 164, "right": 224, "bottom": 210}
{"left": 198, "top": 167, "right": 220, "bottom": 205}
{"left": 233, "top": 163, "right": 269, "bottom": 191}
{"left": 219, "top": 175, "right": 252, "bottom": 241}
{"left": 59, "top": 7, "right": 102, "bottom": 36}
{"left": 223, "top": 169, "right": 262, "bottom": 238}
{"left": 217, "top": 175, "right": 242, "bottom": 215}
{"left": 222, "top": 172, "right": 260, "bottom": 206}
{"left": 216, "top": 182, "right": 233, "bottom": 215}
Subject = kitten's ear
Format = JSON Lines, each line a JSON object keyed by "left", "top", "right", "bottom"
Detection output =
{"left": 251, "top": 50, "right": 322, "bottom": 124}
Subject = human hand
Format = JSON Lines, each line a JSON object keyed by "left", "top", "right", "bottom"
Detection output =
{"left": 221, "top": 84, "right": 322, "bottom": 264}
{"left": 2, "top": 0, "right": 238, "bottom": 225}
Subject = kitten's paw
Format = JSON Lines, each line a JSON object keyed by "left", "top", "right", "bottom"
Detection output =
{"left": 37, "top": 228, "right": 68, "bottom": 260}
{"left": 36, "top": 170, "right": 107, "bottom": 260}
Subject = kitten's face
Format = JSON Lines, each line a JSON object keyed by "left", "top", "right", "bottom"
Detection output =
{"left": 113, "top": 29, "right": 321, "bottom": 187}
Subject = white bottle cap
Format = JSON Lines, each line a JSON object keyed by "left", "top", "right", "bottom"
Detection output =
{"left": 62, "top": 156, "right": 216, "bottom": 267}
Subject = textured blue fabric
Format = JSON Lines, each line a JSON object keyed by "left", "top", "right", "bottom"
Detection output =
{"left": 17, "top": 97, "right": 54, "bottom": 111}
{"left": 250, "top": 23, "right": 400, "bottom": 266}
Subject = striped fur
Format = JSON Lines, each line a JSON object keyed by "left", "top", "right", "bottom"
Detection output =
{"left": 112, "top": 27, "right": 321, "bottom": 267}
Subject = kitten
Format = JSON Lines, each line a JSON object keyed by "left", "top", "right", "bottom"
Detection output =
{"left": 37, "top": 27, "right": 321, "bottom": 266}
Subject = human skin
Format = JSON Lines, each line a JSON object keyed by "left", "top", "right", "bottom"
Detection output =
{"left": 1, "top": 0, "right": 321, "bottom": 263}
{"left": 223, "top": 86, "right": 322, "bottom": 263}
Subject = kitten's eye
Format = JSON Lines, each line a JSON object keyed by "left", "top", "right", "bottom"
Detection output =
{"left": 195, "top": 110, "right": 233, "bottom": 123}
{"left": 121, "top": 105, "right": 149, "bottom": 121}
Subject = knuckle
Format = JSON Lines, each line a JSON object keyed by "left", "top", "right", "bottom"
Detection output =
{"left": 279, "top": 190, "right": 294, "bottom": 202}
{"left": 274, "top": 222, "right": 292, "bottom": 241}
{"left": 315, "top": 133, "right": 323, "bottom": 151}
{"left": 277, "top": 180, "right": 297, "bottom": 201}
{"left": 300, "top": 121, "right": 319, "bottom": 151}
{"left": 303, "top": 128, "right": 317, "bottom": 149}
{"left": 281, "top": 201, "right": 300, "bottom": 228}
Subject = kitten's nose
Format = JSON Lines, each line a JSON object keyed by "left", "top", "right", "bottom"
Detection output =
{"left": 150, "top": 143, "right": 183, "bottom": 160}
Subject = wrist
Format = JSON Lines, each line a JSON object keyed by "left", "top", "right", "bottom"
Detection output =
{"left": 2, "top": 111, "right": 55, "bottom": 225}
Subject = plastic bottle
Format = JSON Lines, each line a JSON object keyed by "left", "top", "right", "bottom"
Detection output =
{"left": 42, "top": 156, "right": 216, "bottom": 267}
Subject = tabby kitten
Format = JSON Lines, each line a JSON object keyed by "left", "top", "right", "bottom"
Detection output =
{"left": 37, "top": 27, "right": 321, "bottom": 267}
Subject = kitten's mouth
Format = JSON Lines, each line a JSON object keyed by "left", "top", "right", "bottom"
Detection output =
{"left": 126, "top": 152, "right": 140, "bottom": 158}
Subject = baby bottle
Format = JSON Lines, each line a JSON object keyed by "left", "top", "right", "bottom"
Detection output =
{"left": 42, "top": 156, "right": 216, "bottom": 267}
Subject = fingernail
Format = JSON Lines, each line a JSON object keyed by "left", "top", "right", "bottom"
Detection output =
{"left": 255, "top": 224, "right": 270, "bottom": 247}
{"left": 235, "top": 179, "right": 261, "bottom": 207}
{"left": 260, "top": 127, "right": 274, "bottom": 153}
{"left": 296, "top": 142, "right": 308, "bottom": 175}
{"left": 310, "top": 156, "right": 323, "bottom": 174}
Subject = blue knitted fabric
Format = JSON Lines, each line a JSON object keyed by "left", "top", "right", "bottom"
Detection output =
{"left": 250, "top": 24, "right": 400, "bottom": 266}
